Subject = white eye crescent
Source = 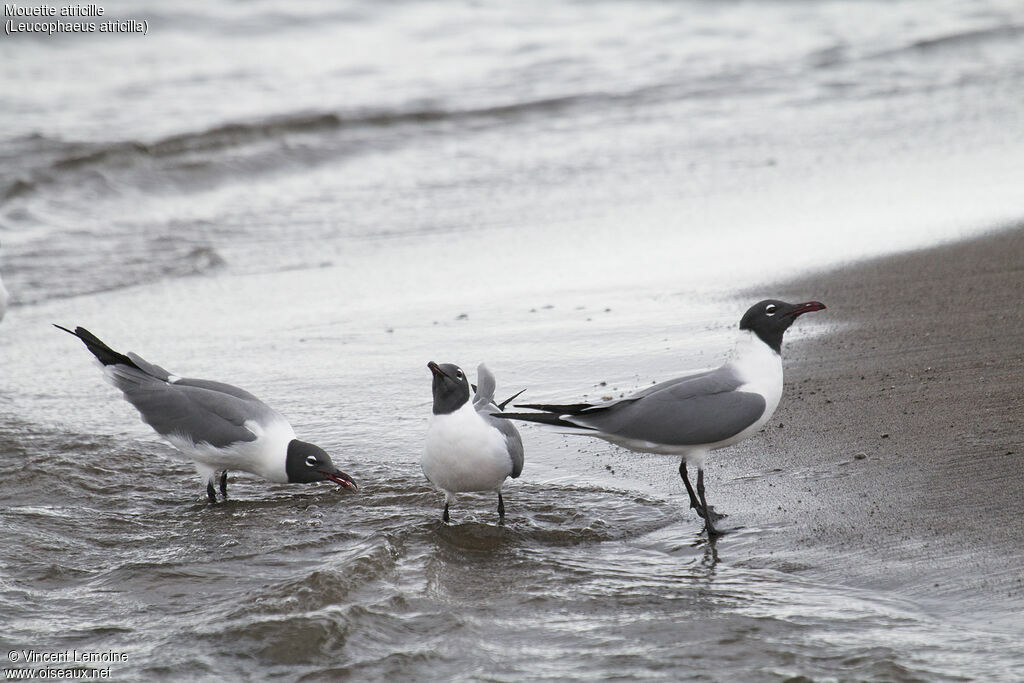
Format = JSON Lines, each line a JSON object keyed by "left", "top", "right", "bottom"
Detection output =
{"left": 305, "top": 455, "right": 319, "bottom": 468}
{"left": 456, "top": 369, "right": 464, "bottom": 380}
{"left": 765, "top": 304, "right": 777, "bottom": 316}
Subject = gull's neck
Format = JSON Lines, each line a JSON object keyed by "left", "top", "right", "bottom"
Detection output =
{"left": 728, "top": 329, "right": 783, "bottom": 382}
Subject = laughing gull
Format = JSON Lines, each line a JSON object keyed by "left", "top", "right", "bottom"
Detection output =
{"left": 423, "top": 362, "right": 524, "bottom": 523}
{"left": 496, "top": 299, "right": 825, "bottom": 535}
{"left": 56, "top": 325, "right": 357, "bottom": 502}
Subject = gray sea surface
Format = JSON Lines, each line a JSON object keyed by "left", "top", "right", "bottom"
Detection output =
{"left": 2, "top": 0, "right": 1024, "bottom": 680}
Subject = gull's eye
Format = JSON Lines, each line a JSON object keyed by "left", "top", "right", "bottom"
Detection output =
{"left": 765, "top": 304, "right": 777, "bottom": 316}
{"left": 455, "top": 369, "right": 464, "bottom": 380}
{"left": 305, "top": 455, "right": 319, "bottom": 468}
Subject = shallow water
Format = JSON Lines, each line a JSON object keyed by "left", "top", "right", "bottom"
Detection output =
{"left": 0, "top": 416, "right": 1007, "bottom": 681}
{"left": 3, "top": 0, "right": 1024, "bottom": 680}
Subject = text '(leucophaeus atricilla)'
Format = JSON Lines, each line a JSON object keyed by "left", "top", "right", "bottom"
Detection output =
{"left": 496, "top": 299, "right": 825, "bottom": 535}
{"left": 56, "top": 325, "right": 358, "bottom": 502}
{"left": 423, "top": 362, "right": 524, "bottom": 523}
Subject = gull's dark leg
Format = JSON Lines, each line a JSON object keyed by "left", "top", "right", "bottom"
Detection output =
{"left": 206, "top": 480, "right": 217, "bottom": 504}
{"left": 443, "top": 501, "right": 450, "bottom": 523}
{"left": 219, "top": 471, "right": 228, "bottom": 500}
{"left": 679, "top": 460, "right": 707, "bottom": 519}
{"left": 498, "top": 491, "right": 505, "bottom": 522}
{"left": 696, "top": 468, "right": 720, "bottom": 535}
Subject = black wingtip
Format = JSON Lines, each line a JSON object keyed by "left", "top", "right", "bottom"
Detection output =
{"left": 497, "top": 389, "right": 527, "bottom": 411}
{"left": 54, "top": 324, "right": 138, "bottom": 369}
{"left": 514, "top": 402, "right": 596, "bottom": 414}
{"left": 492, "top": 411, "right": 595, "bottom": 430}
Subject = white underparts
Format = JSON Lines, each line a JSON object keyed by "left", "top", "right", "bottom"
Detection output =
{"left": 423, "top": 401, "right": 513, "bottom": 494}
{"left": 165, "top": 415, "right": 296, "bottom": 484}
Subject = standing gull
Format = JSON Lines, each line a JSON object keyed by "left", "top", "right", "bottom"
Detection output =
{"left": 496, "top": 299, "right": 825, "bottom": 535}
{"left": 423, "top": 362, "right": 524, "bottom": 523}
{"left": 56, "top": 325, "right": 357, "bottom": 502}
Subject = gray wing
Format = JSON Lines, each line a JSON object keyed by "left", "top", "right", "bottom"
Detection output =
{"left": 126, "top": 352, "right": 172, "bottom": 381}
{"left": 570, "top": 365, "right": 765, "bottom": 446}
{"left": 474, "top": 363, "right": 524, "bottom": 477}
{"left": 105, "top": 365, "right": 267, "bottom": 448}
{"left": 626, "top": 367, "right": 717, "bottom": 400}
{"left": 124, "top": 352, "right": 261, "bottom": 402}
{"left": 172, "top": 377, "right": 262, "bottom": 402}
{"left": 484, "top": 413, "right": 525, "bottom": 478}
{"left": 473, "top": 363, "right": 497, "bottom": 410}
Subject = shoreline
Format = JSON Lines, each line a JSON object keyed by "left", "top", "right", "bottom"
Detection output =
{"left": 723, "top": 223, "right": 1024, "bottom": 612}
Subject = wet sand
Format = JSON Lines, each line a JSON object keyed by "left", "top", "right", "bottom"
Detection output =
{"left": 723, "top": 225, "right": 1024, "bottom": 615}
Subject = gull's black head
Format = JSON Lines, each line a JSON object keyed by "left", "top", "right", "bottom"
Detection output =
{"left": 428, "top": 361, "right": 471, "bottom": 415}
{"left": 285, "top": 440, "right": 357, "bottom": 491}
{"left": 739, "top": 299, "right": 826, "bottom": 354}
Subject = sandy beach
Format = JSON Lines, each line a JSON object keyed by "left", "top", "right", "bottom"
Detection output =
{"left": 721, "top": 225, "right": 1024, "bottom": 615}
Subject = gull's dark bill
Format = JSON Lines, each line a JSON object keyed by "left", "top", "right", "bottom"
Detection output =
{"left": 323, "top": 471, "right": 358, "bottom": 491}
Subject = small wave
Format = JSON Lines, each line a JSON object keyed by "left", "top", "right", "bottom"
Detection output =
{"left": 0, "top": 113, "right": 339, "bottom": 203}
{"left": 806, "top": 44, "right": 849, "bottom": 69}
{"left": 0, "top": 87, "right": 674, "bottom": 204}
{"left": 204, "top": 614, "right": 351, "bottom": 665}
{"left": 230, "top": 538, "right": 401, "bottom": 618}
{"left": 855, "top": 24, "right": 1024, "bottom": 65}
{"left": 7, "top": 99, "right": 570, "bottom": 175}
{"left": 3, "top": 177, "right": 35, "bottom": 201}
{"left": 5, "top": 238, "right": 228, "bottom": 307}
{"left": 906, "top": 23, "right": 1023, "bottom": 52}
{"left": 175, "top": 246, "right": 227, "bottom": 276}
{"left": 53, "top": 112, "right": 348, "bottom": 171}
{"left": 806, "top": 24, "right": 1022, "bottom": 73}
